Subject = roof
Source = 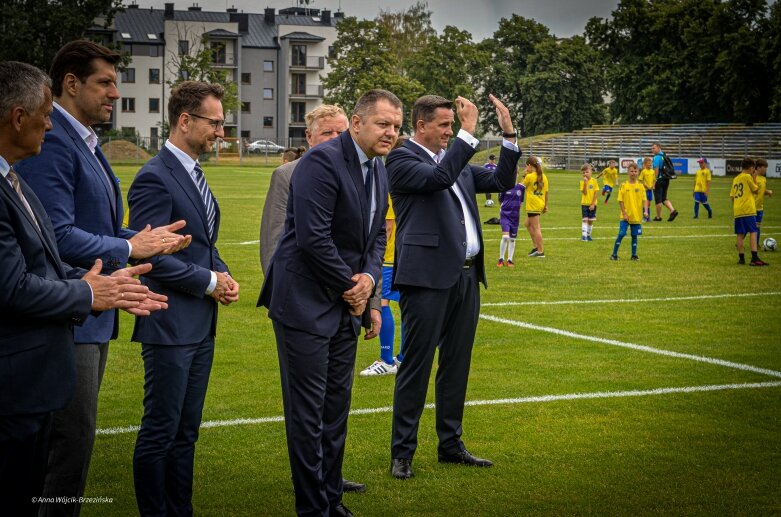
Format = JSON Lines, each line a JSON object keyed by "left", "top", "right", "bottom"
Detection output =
{"left": 112, "top": 6, "right": 336, "bottom": 48}
{"left": 204, "top": 28, "right": 240, "bottom": 38}
{"left": 279, "top": 31, "right": 326, "bottom": 42}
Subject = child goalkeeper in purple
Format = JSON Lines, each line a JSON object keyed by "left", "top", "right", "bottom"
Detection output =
{"left": 497, "top": 174, "right": 525, "bottom": 267}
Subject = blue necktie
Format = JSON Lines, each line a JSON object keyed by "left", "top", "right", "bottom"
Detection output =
{"left": 193, "top": 163, "right": 215, "bottom": 238}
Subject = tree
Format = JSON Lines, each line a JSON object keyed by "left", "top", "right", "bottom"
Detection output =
{"left": 166, "top": 27, "right": 239, "bottom": 118}
{"left": 322, "top": 17, "right": 424, "bottom": 133}
{"left": 0, "top": 0, "right": 122, "bottom": 71}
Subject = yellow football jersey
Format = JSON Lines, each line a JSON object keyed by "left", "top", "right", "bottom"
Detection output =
{"left": 694, "top": 168, "right": 712, "bottom": 193}
{"left": 383, "top": 195, "right": 396, "bottom": 265}
{"left": 731, "top": 172, "right": 758, "bottom": 218}
{"left": 617, "top": 181, "right": 645, "bottom": 224}
{"left": 522, "top": 172, "right": 548, "bottom": 213}
{"left": 580, "top": 178, "right": 599, "bottom": 206}
{"left": 754, "top": 175, "right": 767, "bottom": 211}
{"left": 601, "top": 167, "right": 618, "bottom": 187}
{"left": 640, "top": 168, "right": 655, "bottom": 190}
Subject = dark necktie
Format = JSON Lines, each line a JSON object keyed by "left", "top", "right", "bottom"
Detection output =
{"left": 364, "top": 159, "right": 374, "bottom": 226}
{"left": 7, "top": 168, "right": 40, "bottom": 230}
{"left": 193, "top": 163, "right": 215, "bottom": 238}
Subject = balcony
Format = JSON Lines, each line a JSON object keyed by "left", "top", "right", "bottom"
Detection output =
{"left": 289, "top": 84, "right": 324, "bottom": 99}
{"left": 290, "top": 56, "right": 325, "bottom": 70}
{"left": 211, "top": 52, "right": 237, "bottom": 68}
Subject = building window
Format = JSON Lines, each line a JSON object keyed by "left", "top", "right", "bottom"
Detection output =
{"left": 292, "top": 73, "right": 306, "bottom": 95}
{"left": 241, "top": 73, "right": 251, "bottom": 85}
{"left": 241, "top": 130, "right": 250, "bottom": 138}
{"left": 149, "top": 45, "right": 161, "bottom": 57}
{"left": 178, "top": 40, "right": 189, "bottom": 55}
{"left": 263, "top": 60, "right": 274, "bottom": 72}
{"left": 149, "top": 98, "right": 160, "bottom": 113}
{"left": 241, "top": 102, "right": 251, "bottom": 113}
{"left": 263, "top": 116, "right": 273, "bottom": 128}
{"left": 121, "top": 98, "right": 135, "bottom": 112}
{"left": 121, "top": 68, "right": 135, "bottom": 83}
{"left": 291, "top": 102, "right": 306, "bottom": 123}
{"left": 292, "top": 44, "right": 306, "bottom": 66}
{"left": 211, "top": 41, "right": 226, "bottom": 64}
{"left": 263, "top": 88, "right": 273, "bottom": 99}
{"left": 179, "top": 70, "right": 189, "bottom": 81}
{"left": 149, "top": 68, "right": 160, "bottom": 84}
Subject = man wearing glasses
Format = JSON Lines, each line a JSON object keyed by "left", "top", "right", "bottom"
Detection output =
{"left": 128, "top": 81, "right": 239, "bottom": 516}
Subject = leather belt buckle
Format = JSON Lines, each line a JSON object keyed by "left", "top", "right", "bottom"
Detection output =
{"left": 463, "top": 258, "right": 474, "bottom": 269}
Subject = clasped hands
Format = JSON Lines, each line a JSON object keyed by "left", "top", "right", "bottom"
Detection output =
{"left": 210, "top": 271, "right": 240, "bottom": 306}
{"left": 342, "top": 273, "right": 373, "bottom": 316}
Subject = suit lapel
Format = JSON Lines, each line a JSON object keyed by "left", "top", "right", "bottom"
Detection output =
{"left": 53, "top": 109, "right": 118, "bottom": 220}
{"left": 340, "top": 132, "right": 369, "bottom": 238}
{"left": 159, "top": 148, "right": 212, "bottom": 242}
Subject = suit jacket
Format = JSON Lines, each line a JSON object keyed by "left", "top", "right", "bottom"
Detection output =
{"left": 257, "top": 131, "right": 388, "bottom": 338}
{"left": 127, "top": 146, "right": 229, "bottom": 346}
{"left": 386, "top": 138, "right": 520, "bottom": 290}
{"left": 0, "top": 172, "right": 92, "bottom": 416}
{"left": 15, "top": 108, "right": 135, "bottom": 344}
{"left": 259, "top": 158, "right": 297, "bottom": 275}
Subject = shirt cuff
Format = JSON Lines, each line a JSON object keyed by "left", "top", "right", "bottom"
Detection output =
{"left": 456, "top": 129, "right": 479, "bottom": 149}
{"left": 205, "top": 271, "right": 217, "bottom": 295}
{"left": 126, "top": 239, "right": 133, "bottom": 258}
{"left": 362, "top": 272, "right": 376, "bottom": 288}
{"left": 502, "top": 139, "right": 520, "bottom": 152}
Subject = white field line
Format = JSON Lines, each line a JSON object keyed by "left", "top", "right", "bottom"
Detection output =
{"left": 483, "top": 234, "right": 738, "bottom": 242}
{"left": 482, "top": 291, "right": 781, "bottom": 307}
{"left": 479, "top": 313, "right": 781, "bottom": 379}
{"left": 96, "top": 380, "right": 781, "bottom": 436}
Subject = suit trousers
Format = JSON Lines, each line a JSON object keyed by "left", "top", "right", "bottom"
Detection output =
{"left": 273, "top": 312, "right": 358, "bottom": 517}
{"left": 39, "top": 342, "right": 108, "bottom": 517}
{"left": 0, "top": 412, "right": 51, "bottom": 517}
{"left": 392, "top": 266, "right": 480, "bottom": 460}
{"left": 133, "top": 338, "right": 214, "bottom": 517}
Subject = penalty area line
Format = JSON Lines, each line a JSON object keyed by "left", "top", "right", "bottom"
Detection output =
{"left": 479, "top": 313, "right": 781, "bottom": 379}
{"left": 95, "top": 381, "right": 781, "bottom": 436}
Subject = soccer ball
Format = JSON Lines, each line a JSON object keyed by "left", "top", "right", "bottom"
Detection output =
{"left": 763, "top": 237, "right": 777, "bottom": 252}
{"left": 485, "top": 199, "right": 494, "bottom": 207}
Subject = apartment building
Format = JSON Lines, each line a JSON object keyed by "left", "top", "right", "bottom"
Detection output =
{"left": 100, "top": 2, "right": 340, "bottom": 147}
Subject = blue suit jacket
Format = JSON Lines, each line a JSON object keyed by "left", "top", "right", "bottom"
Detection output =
{"left": 257, "top": 131, "right": 388, "bottom": 338}
{"left": 0, "top": 172, "right": 92, "bottom": 416}
{"left": 15, "top": 108, "right": 135, "bottom": 344}
{"left": 127, "top": 146, "right": 229, "bottom": 346}
{"left": 387, "top": 138, "right": 521, "bottom": 290}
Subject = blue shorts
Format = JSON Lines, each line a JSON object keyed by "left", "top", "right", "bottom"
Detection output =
{"left": 500, "top": 213, "right": 520, "bottom": 237}
{"left": 734, "top": 216, "right": 758, "bottom": 235}
{"left": 694, "top": 192, "right": 708, "bottom": 203}
{"left": 756, "top": 210, "right": 764, "bottom": 224}
{"left": 602, "top": 185, "right": 613, "bottom": 193}
{"left": 381, "top": 265, "right": 399, "bottom": 302}
{"left": 581, "top": 205, "right": 597, "bottom": 220}
{"left": 618, "top": 220, "right": 642, "bottom": 237}
{"left": 645, "top": 189, "right": 653, "bottom": 201}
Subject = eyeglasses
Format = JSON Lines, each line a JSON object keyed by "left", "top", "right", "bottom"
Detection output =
{"left": 187, "top": 113, "right": 225, "bottom": 130}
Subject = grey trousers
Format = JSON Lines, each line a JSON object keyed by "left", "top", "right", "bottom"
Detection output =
{"left": 39, "top": 342, "right": 109, "bottom": 517}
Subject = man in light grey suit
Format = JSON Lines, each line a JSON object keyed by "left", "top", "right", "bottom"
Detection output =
{"left": 259, "top": 104, "right": 348, "bottom": 274}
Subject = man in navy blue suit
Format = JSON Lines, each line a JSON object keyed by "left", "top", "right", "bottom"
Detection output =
{"left": 258, "top": 89, "right": 401, "bottom": 517}
{"left": 128, "top": 81, "right": 239, "bottom": 517}
{"left": 386, "top": 94, "right": 521, "bottom": 479}
{"left": 15, "top": 40, "right": 188, "bottom": 517}
{"left": 0, "top": 61, "right": 163, "bottom": 517}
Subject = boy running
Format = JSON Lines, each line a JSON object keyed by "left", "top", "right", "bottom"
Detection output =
{"left": 596, "top": 160, "right": 618, "bottom": 204}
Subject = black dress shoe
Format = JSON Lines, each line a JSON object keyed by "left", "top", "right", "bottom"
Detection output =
{"left": 342, "top": 479, "right": 366, "bottom": 493}
{"left": 331, "top": 502, "right": 353, "bottom": 517}
{"left": 438, "top": 449, "right": 493, "bottom": 467}
{"left": 391, "top": 458, "right": 414, "bottom": 479}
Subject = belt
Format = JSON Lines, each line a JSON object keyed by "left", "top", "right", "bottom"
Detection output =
{"left": 463, "top": 257, "right": 475, "bottom": 269}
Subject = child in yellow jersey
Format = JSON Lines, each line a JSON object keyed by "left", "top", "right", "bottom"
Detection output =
{"left": 639, "top": 157, "right": 655, "bottom": 222}
{"left": 611, "top": 163, "right": 644, "bottom": 260}
{"left": 753, "top": 158, "right": 774, "bottom": 245}
{"left": 522, "top": 156, "right": 548, "bottom": 257}
{"left": 596, "top": 160, "right": 618, "bottom": 204}
{"left": 580, "top": 163, "right": 599, "bottom": 241}
{"left": 693, "top": 157, "right": 713, "bottom": 219}
{"left": 731, "top": 157, "right": 766, "bottom": 266}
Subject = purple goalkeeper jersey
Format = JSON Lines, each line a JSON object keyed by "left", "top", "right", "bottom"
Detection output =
{"left": 499, "top": 183, "right": 525, "bottom": 220}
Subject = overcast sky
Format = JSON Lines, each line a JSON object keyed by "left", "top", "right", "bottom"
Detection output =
{"left": 129, "top": 0, "right": 620, "bottom": 41}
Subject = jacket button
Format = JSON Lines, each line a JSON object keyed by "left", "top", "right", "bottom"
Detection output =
{"left": 460, "top": 220, "right": 465, "bottom": 225}
{"left": 462, "top": 242, "right": 466, "bottom": 246}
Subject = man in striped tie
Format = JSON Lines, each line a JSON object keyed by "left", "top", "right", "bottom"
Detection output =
{"left": 128, "top": 81, "right": 239, "bottom": 517}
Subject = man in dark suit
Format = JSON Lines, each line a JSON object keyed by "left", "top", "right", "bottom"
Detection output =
{"left": 128, "top": 81, "right": 239, "bottom": 517}
{"left": 0, "top": 61, "right": 161, "bottom": 517}
{"left": 14, "top": 40, "right": 188, "bottom": 517}
{"left": 258, "top": 89, "right": 401, "bottom": 516}
{"left": 386, "top": 94, "right": 521, "bottom": 479}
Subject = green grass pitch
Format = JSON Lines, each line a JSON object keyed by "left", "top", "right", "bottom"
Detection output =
{"left": 83, "top": 163, "right": 781, "bottom": 515}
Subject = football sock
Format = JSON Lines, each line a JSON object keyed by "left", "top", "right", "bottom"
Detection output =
{"left": 605, "top": 192, "right": 611, "bottom": 203}
{"left": 587, "top": 224, "right": 593, "bottom": 237}
{"left": 499, "top": 235, "right": 509, "bottom": 260}
{"left": 508, "top": 238, "right": 516, "bottom": 261}
{"left": 751, "top": 251, "right": 759, "bottom": 262}
{"left": 739, "top": 253, "right": 745, "bottom": 262}
{"left": 704, "top": 203, "right": 712, "bottom": 217}
{"left": 757, "top": 227, "right": 761, "bottom": 244}
{"left": 694, "top": 202, "right": 700, "bottom": 218}
{"left": 631, "top": 235, "right": 638, "bottom": 256}
{"left": 582, "top": 221, "right": 588, "bottom": 238}
{"left": 379, "top": 306, "right": 395, "bottom": 364}
{"left": 613, "top": 234, "right": 623, "bottom": 256}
